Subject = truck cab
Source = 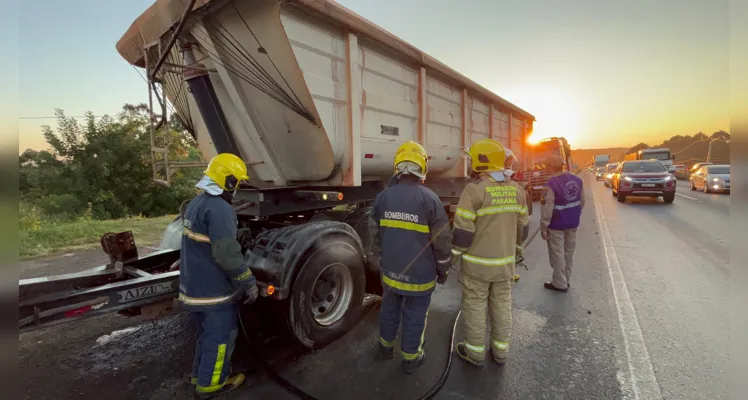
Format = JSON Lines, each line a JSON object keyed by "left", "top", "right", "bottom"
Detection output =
{"left": 515, "top": 137, "right": 572, "bottom": 200}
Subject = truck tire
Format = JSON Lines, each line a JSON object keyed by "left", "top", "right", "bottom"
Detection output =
{"left": 617, "top": 191, "right": 626, "bottom": 203}
{"left": 663, "top": 193, "right": 675, "bottom": 203}
{"left": 287, "top": 234, "right": 365, "bottom": 348}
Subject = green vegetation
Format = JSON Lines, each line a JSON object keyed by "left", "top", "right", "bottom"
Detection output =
{"left": 20, "top": 204, "right": 175, "bottom": 259}
{"left": 19, "top": 104, "right": 202, "bottom": 259}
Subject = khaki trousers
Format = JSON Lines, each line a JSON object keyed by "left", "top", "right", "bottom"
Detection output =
{"left": 458, "top": 271, "right": 512, "bottom": 360}
{"left": 547, "top": 228, "right": 577, "bottom": 289}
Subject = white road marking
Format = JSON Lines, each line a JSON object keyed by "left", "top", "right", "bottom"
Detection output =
{"left": 675, "top": 193, "right": 698, "bottom": 201}
{"left": 592, "top": 186, "right": 663, "bottom": 400}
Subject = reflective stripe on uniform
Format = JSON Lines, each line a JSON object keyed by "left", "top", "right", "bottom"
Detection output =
{"left": 492, "top": 340, "right": 509, "bottom": 351}
{"left": 233, "top": 269, "right": 253, "bottom": 281}
{"left": 178, "top": 292, "right": 236, "bottom": 306}
{"left": 195, "top": 344, "right": 228, "bottom": 393}
{"left": 451, "top": 248, "right": 465, "bottom": 255}
{"left": 184, "top": 227, "right": 211, "bottom": 243}
{"left": 554, "top": 200, "right": 581, "bottom": 210}
{"left": 476, "top": 205, "right": 528, "bottom": 216}
{"left": 379, "top": 219, "right": 430, "bottom": 233}
{"left": 381, "top": 275, "right": 435, "bottom": 292}
{"left": 461, "top": 254, "right": 515, "bottom": 266}
{"left": 464, "top": 342, "right": 486, "bottom": 353}
{"left": 211, "top": 344, "right": 227, "bottom": 386}
{"left": 379, "top": 336, "right": 395, "bottom": 348}
{"left": 455, "top": 207, "right": 476, "bottom": 221}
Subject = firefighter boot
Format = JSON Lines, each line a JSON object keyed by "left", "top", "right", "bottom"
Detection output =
{"left": 402, "top": 352, "right": 425, "bottom": 374}
{"left": 377, "top": 341, "right": 394, "bottom": 360}
{"left": 195, "top": 373, "right": 246, "bottom": 399}
{"left": 455, "top": 342, "right": 485, "bottom": 367}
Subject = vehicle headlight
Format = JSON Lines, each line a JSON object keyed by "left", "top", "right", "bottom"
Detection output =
{"left": 663, "top": 175, "right": 672, "bottom": 181}
{"left": 712, "top": 177, "right": 719, "bottom": 182}
{"left": 606, "top": 173, "right": 613, "bottom": 178}
{"left": 623, "top": 176, "right": 632, "bottom": 181}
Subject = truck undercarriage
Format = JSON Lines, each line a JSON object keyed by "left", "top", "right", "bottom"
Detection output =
{"left": 19, "top": 179, "right": 468, "bottom": 349}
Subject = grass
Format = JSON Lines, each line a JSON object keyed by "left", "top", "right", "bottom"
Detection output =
{"left": 20, "top": 214, "right": 177, "bottom": 260}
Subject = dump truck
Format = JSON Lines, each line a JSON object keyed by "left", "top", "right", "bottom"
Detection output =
{"left": 514, "top": 137, "right": 572, "bottom": 200}
{"left": 624, "top": 148, "right": 676, "bottom": 172}
{"left": 19, "top": 0, "right": 535, "bottom": 349}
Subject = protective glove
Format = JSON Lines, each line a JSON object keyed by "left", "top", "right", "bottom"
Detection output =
{"left": 243, "top": 284, "right": 259, "bottom": 305}
{"left": 437, "top": 270, "right": 449, "bottom": 285}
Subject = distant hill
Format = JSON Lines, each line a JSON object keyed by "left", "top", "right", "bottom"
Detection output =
{"left": 571, "top": 131, "right": 730, "bottom": 169}
{"left": 570, "top": 148, "right": 628, "bottom": 166}
{"left": 615, "top": 131, "right": 730, "bottom": 168}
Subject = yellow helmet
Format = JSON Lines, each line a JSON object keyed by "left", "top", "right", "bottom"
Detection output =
{"left": 464, "top": 139, "right": 506, "bottom": 172}
{"left": 204, "top": 153, "right": 250, "bottom": 191}
{"left": 393, "top": 141, "right": 428, "bottom": 176}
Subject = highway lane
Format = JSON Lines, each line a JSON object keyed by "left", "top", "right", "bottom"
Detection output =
{"left": 674, "top": 179, "right": 730, "bottom": 215}
{"left": 19, "top": 172, "right": 729, "bottom": 400}
{"left": 590, "top": 173, "right": 729, "bottom": 399}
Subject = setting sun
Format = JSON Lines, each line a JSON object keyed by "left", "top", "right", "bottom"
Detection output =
{"left": 507, "top": 88, "right": 582, "bottom": 147}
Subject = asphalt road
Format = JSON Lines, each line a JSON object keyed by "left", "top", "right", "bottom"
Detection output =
{"left": 19, "top": 172, "right": 730, "bottom": 400}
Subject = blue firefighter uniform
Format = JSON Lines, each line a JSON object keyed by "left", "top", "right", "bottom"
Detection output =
{"left": 180, "top": 191, "right": 256, "bottom": 393}
{"left": 369, "top": 163, "right": 453, "bottom": 372}
{"left": 179, "top": 152, "right": 255, "bottom": 397}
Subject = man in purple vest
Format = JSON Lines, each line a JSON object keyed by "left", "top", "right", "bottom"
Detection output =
{"left": 540, "top": 155, "right": 585, "bottom": 292}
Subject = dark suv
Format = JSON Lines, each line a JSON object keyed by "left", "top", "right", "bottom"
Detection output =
{"left": 611, "top": 160, "right": 676, "bottom": 203}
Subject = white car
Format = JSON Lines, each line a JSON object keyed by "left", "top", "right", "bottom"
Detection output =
{"left": 689, "top": 164, "right": 730, "bottom": 193}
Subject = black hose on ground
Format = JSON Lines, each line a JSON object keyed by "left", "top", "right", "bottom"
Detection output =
{"left": 237, "top": 224, "right": 541, "bottom": 399}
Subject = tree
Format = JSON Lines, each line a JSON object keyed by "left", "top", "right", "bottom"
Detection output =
{"left": 20, "top": 104, "right": 203, "bottom": 220}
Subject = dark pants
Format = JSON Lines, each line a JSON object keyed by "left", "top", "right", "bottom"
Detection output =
{"left": 378, "top": 290, "right": 432, "bottom": 361}
{"left": 191, "top": 304, "right": 238, "bottom": 392}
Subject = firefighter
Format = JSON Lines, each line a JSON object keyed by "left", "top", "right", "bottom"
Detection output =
{"left": 179, "top": 153, "right": 257, "bottom": 398}
{"left": 369, "top": 141, "right": 453, "bottom": 374}
{"left": 452, "top": 139, "right": 529, "bottom": 366}
{"left": 540, "top": 155, "right": 584, "bottom": 292}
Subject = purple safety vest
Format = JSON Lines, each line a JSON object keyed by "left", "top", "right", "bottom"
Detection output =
{"left": 546, "top": 173, "right": 583, "bottom": 230}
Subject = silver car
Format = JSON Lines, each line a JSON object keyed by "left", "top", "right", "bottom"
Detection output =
{"left": 603, "top": 163, "right": 619, "bottom": 187}
{"left": 689, "top": 164, "right": 730, "bottom": 193}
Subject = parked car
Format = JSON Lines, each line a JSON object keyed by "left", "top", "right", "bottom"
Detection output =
{"left": 595, "top": 167, "right": 606, "bottom": 181}
{"left": 673, "top": 164, "right": 687, "bottom": 180}
{"left": 689, "top": 164, "right": 730, "bottom": 193}
{"left": 603, "top": 163, "right": 620, "bottom": 187}
{"left": 611, "top": 160, "right": 676, "bottom": 203}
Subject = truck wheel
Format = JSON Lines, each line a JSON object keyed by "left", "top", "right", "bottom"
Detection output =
{"left": 617, "top": 191, "right": 626, "bottom": 203}
{"left": 663, "top": 194, "right": 675, "bottom": 203}
{"left": 287, "top": 235, "right": 365, "bottom": 348}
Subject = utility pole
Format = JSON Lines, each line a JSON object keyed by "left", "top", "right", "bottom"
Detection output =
{"left": 706, "top": 137, "right": 730, "bottom": 163}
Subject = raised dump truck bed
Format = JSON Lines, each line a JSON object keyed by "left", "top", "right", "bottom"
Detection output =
{"left": 116, "top": 0, "right": 535, "bottom": 187}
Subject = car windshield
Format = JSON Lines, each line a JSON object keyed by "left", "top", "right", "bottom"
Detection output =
{"left": 642, "top": 152, "right": 671, "bottom": 161}
{"left": 622, "top": 161, "right": 666, "bottom": 173}
{"left": 606, "top": 164, "right": 619, "bottom": 171}
{"left": 708, "top": 166, "right": 729, "bottom": 174}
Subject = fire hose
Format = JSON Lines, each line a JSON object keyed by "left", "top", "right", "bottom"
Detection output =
{"left": 238, "top": 224, "right": 541, "bottom": 399}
